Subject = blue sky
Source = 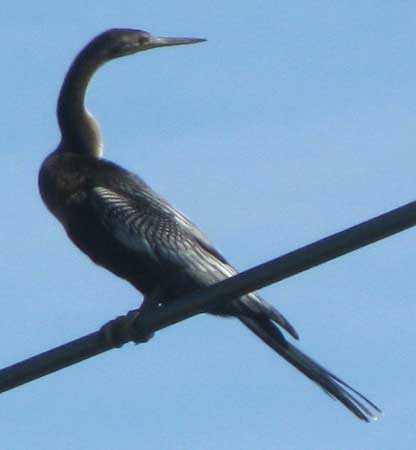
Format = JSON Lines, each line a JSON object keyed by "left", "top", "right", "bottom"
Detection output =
{"left": 1, "top": 2, "right": 415, "bottom": 449}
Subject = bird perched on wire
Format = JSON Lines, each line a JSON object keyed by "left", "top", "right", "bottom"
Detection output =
{"left": 39, "top": 28, "right": 380, "bottom": 421}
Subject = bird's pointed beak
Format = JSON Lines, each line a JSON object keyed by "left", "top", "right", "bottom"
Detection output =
{"left": 147, "top": 35, "right": 207, "bottom": 49}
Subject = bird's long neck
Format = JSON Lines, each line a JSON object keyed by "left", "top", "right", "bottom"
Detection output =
{"left": 57, "top": 47, "right": 104, "bottom": 158}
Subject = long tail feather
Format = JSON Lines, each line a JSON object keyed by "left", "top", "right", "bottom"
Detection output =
{"left": 238, "top": 315, "right": 381, "bottom": 422}
{"left": 239, "top": 293, "right": 299, "bottom": 340}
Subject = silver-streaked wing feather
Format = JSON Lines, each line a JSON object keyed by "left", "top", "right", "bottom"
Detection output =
{"left": 136, "top": 187, "right": 228, "bottom": 264}
{"left": 90, "top": 186, "right": 298, "bottom": 338}
{"left": 90, "top": 186, "right": 228, "bottom": 274}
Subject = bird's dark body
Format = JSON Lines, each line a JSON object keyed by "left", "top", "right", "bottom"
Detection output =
{"left": 38, "top": 28, "right": 379, "bottom": 421}
{"left": 40, "top": 147, "right": 293, "bottom": 334}
{"left": 39, "top": 149, "right": 257, "bottom": 318}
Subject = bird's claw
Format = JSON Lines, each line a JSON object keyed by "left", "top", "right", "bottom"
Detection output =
{"left": 100, "top": 309, "right": 154, "bottom": 348}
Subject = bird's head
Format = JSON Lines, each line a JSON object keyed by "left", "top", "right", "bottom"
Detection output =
{"left": 84, "top": 28, "right": 206, "bottom": 62}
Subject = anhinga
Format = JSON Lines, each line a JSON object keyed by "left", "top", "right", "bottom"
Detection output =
{"left": 39, "top": 28, "right": 380, "bottom": 421}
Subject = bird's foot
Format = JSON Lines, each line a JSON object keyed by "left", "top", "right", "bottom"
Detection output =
{"left": 100, "top": 309, "right": 154, "bottom": 348}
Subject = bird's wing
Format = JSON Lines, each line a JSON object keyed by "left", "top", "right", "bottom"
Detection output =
{"left": 136, "top": 186, "right": 228, "bottom": 264}
{"left": 89, "top": 186, "right": 299, "bottom": 338}
{"left": 89, "top": 186, "right": 228, "bottom": 275}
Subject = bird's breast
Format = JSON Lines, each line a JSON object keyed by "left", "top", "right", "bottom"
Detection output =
{"left": 38, "top": 151, "right": 90, "bottom": 225}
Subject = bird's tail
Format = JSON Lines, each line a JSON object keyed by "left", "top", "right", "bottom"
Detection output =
{"left": 238, "top": 315, "right": 381, "bottom": 421}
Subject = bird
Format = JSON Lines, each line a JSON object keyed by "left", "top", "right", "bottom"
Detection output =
{"left": 39, "top": 28, "right": 380, "bottom": 421}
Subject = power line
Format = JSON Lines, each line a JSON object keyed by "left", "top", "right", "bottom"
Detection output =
{"left": 1, "top": 200, "right": 415, "bottom": 394}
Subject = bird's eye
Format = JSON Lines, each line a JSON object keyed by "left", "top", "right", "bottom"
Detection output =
{"left": 115, "top": 39, "right": 130, "bottom": 52}
{"left": 138, "top": 36, "right": 149, "bottom": 46}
